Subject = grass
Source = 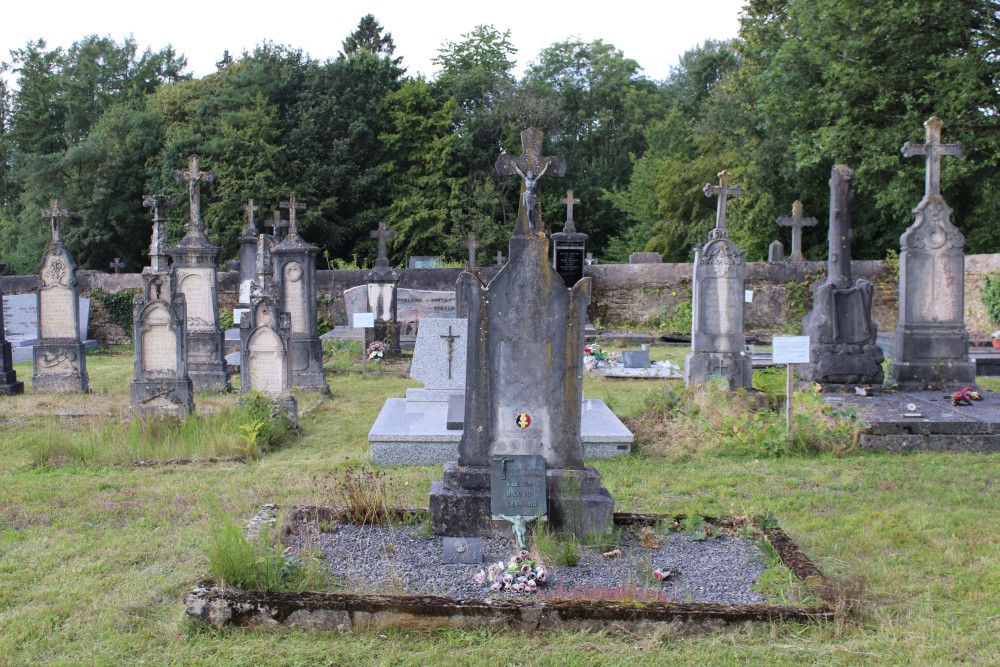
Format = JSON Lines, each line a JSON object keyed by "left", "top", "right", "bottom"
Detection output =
{"left": 0, "top": 352, "right": 998, "bottom": 665}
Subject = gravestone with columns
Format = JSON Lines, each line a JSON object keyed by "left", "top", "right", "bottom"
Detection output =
{"left": 551, "top": 190, "right": 588, "bottom": 287}
{"left": 776, "top": 201, "right": 818, "bottom": 261}
{"left": 685, "top": 171, "right": 752, "bottom": 389}
{"left": 366, "top": 221, "right": 401, "bottom": 354}
{"left": 889, "top": 117, "right": 975, "bottom": 387}
{"left": 0, "top": 260, "right": 25, "bottom": 395}
{"left": 33, "top": 201, "right": 90, "bottom": 393}
{"left": 167, "top": 154, "right": 229, "bottom": 391}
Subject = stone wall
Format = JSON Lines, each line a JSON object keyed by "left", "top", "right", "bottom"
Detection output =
{"left": 6, "top": 255, "right": 1000, "bottom": 343}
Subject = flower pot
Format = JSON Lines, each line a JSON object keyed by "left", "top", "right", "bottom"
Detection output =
{"left": 992, "top": 338, "right": 1000, "bottom": 350}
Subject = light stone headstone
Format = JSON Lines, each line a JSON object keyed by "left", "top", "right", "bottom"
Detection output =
{"left": 406, "top": 318, "right": 467, "bottom": 401}
{"left": 0, "top": 261, "right": 25, "bottom": 395}
{"left": 768, "top": 240, "right": 785, "bottom": 262}
{"left": 237, "top": 199, "right": 260, "bottom": 307}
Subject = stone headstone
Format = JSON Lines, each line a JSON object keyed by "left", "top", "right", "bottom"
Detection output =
{"left": 430, "top": 127, "right": 612, "bottom": 540}
{"left": 0, "top": 261, "right": 24, "bottom": 395}
{"left": 33, "top": 200, "right": 90, "bottom": 393}
{"left": 237, "top": 199, "right": 260, "bottom": 306}
{"left": 889, "top": 117, "right": 974, "bottom": 388}
{"left": 621, "top": 350, "right": 651, "bottom": 369}
{"left": 776, "top": 201, "right": 818, "bottom": 261}
{"left": 551, "top": 190, "right": 588, "bottom": 287}
{"left": 407, "top": 318, "right": 467, "bottom": 401}
{"left": 768, "top": 240, "right": 785, "bottom": 262}
{"left": 799, "top": 165, "right": 884, "bottom": 385}
{"left": 3, "top": 293, "right": 89, "bottom": 342}
{"left": 366, "top": 222, "right": 401, "bottom": 353}
{"left": 629, "top": 252, "right": 662, "bottom": 264}
{"left": 408, "top": 256, "right": 441, "bottom": 269}
{"left": 685, "top": 171, "right": 752, "bottom": 389}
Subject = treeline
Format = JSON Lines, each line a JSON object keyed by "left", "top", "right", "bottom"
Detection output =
{"left": 1, "top": 2, "right": 999, "bottom": 275}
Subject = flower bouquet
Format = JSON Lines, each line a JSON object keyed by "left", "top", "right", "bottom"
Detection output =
{"left": 583, "top": 344, "right": 616, "bottom": 369}
{"left": 473, "top": 550, "right": 547, "bottom": 595}
{"left": 366, "top": 340, "right": 389, "bottom": 362}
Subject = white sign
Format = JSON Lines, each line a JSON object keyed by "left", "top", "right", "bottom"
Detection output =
{"left": 744, "top": 290, "right": 754, "bottom": 303}
{"left": 353, "top": 312, "right": 375, "bottom": 329}
{"left": 772, "top": 336, "right": 810, "bottom": 364}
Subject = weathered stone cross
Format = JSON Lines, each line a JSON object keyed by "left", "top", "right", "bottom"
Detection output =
{"left": 585, "top": 252, "right": 596, "bottom": 265}
{"left": 371, "top": 221, "right": 395, "bottom": 267}
{"left": 280, "top": 192, "right": 307, "bottom": 239}
{"left": 440, "top": 325, "right": 459, "bottom": 379}
{"left": 142, "top": 194, "right": 173, "bottom": 271}
{"left": 242, "top": 199, "right": 259, "bottom": 235}
{"left": 173, "top": 154, "right": 215, "bottom": 230}
{"left": 494, "top": 250, "right": 506, "bottom": 266}
{"left": 41, "top": 199, "right": 70, "bottom": 244}
{"left": 463, "top": 232, "right": 481, "bottom": 268}
{"left": 266, "top": 210, "right": 288, "bottom": 242}
{"left": 902, "top": 116, "right": 962, "bottom": 198}
{"left": 109, "top": 258, "right": 125, "bottom": 274}
{"left": 495, "top": 128, "right": 567, "bottom": 234}
{"left": 703, "top": 170, "right": 743, "bottom": 233}
{"left": 776, "top": 200, "right": 818, "bottom": 261}
{"left": 561, "top": 190, "right": 580, "bottom": 233}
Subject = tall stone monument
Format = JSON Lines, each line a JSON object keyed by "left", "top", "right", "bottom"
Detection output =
{"left": 429, "top": 127, "right": 613, "bottom": 538}
{"left": 0, "top": 261, "right": 25, "bottom": 395}
{"left": 130, "top": 194, "right": 195, "bottom": 418}
{"left": 33, "top": 201, "right": 90, "bottom": 393}
{"left": 167, "top": 155, "right": 229, "bottom": 391}
{"left": 551, "top": 190, "right": 588, "bottom": 287}
{"left": 889, "top": 117, "right": 975, "bottom": 387}
{"left": 240, "top": 235, "right": 297, "bottom": 426}
{"left": 366, "top": 221, "right": 401, "bottom": 354}
{"left": 271, "top": 192, "right": 329, "bottom": 394}
{"left": 237, "top": 199, "right": 259, "bottom": 307}
{"left": 685, "top": 171, "right": 752, "bottom": 389}
{"left": 798, "top": 165, "right": 884, "bottom": 385}
{"left": 776, "top": 201, "right": 818, "bottom": 261}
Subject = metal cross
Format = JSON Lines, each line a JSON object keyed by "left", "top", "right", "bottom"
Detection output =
{"left": 902, "top": 116, "right": 963, "bottom": 198}
{"left": 280, "top": 192, "right": 307, "bottom": 239}
{"left": 561, "top": 190, "right": 580, "bottom": 233}
{"left": 776, "top": 200, "right": 818, "bottom": 261}
{"left": 494, "top": 250, "right": 506, "bottom": 266}
{"left": 142, "top": 194, "right": 173, "bottom": 271}
{"left": 495, "top": 128, "right": 567, "bottom": 234}
{"left": 266, "top": 210, "right": 288, "bottom": 242}
{"left": 703, "top": 170, "right": 743, "bottom": 231}
{"left": 370, "top": 221, "right": 395, "bottom": 268}
{"left": 109, "top": 258, "right": 125, "bottom": 274}
{"left": 242, "top": 199, "right": 259, "bottom": 236}
{"left": 173, "top": 154, "right": 215, "bottom": 230}
{"left": 41, "top": 199, "right": 70, "bottom": 244}
{"left": 440, "top": 325, "right": 459, "bottom": 379}
{"left": 463, "top": 232, "right": 481, "bottom": 268}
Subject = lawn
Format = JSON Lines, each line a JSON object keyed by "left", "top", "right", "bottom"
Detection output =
{"left": 0, "top": 349, "right": 997, "bottom": 666}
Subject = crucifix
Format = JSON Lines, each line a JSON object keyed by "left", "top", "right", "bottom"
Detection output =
{"left": 902, "top": 116, "right": 962, "bottom": 198}
{"left": 463, "top": 232, "right": 481, "bottom": 268}
{"left": 585, "top": 252, "right": 596, "bottom": 266}
{"left": 142, "top": 194, "right": 173, "bottom": 271}
{"left": 172, "top": 154, "right": 215, "bottom": 231}
{"left": 266, "top": 210, "right": 288, "bottom": 242}
{"left": 371, "top": 221, "right": 395, "bottom": 267}
{"left": 109, "top": 258, "right": 125, "bottom": 274}
{"left": 280, "top": 192, "right": 307, "bottom": 239}
{"left": 242, "top": 199, "right": 260, "bottom": 236}
{"left": 703, "top": 170, "right": 743, "bottom": 235}
{"left": 41, "top": 199, "right": 70, "bottom": 244}
{"left": 494, "top": 250, "right": 506, "bottom": 266}
{"left": 495, "top": 128, "right": 567, "bottom": 234}
{"left": 560, "top": 190, "right": 580, "bottom": 233}
{"left": 776, "top": 200, "right": 818, "bottom": 261}
{"left": 440, "top": 325, "right": 459, "bottom": 379}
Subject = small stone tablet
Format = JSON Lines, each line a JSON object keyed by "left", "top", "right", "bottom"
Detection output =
{"left": 490, "top": 454, "right": 547, "bottom": 517}
{"left": 621, "top": 350, "right": 650, "bottom": 369}
{"left": 442, "top": 537, "right": 483, "bottom": 564}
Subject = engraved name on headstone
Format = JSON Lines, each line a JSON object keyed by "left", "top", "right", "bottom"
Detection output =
{"left": 141, "top": 305, "right": 178, "bottom": 373}
{"left": 490, "top": 455, "right": 547, "bottom": 517}
{"left": 282, "top": 262, "right": 308, "bottom": 334}
{"left": 248, "top": 328, "right": 284, "bottom": 395}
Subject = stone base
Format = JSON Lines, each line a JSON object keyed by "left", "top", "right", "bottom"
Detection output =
{"left": 798, "top": 343, "right": 885, "bottom": 385}
{"left": 32, "top": 341, "right": 90, "bottom": 393}
{"left": 890, "top": 323, "right": 975, "bottom": 389}
{"left": 0, "top": 341, "right": 24, "bottom": 395}
{"left": 130, "top": 377, "right": 194, "bottom": 419}
{"left": 685, "top": 352, "right": 753, "bottom": 390}
{"left": 189, "top": 331, "right": 230, "bottom": 392}
{"left": 429, "top": 462, "right": 614, "bottom": 538}
{"left": 888, "top": 359, "right": 976, "bottom": 389}
{"left": 290, "top": 338, "right": 330, "bottom": 394}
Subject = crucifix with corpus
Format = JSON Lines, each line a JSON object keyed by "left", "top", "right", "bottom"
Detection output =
{"left": 495, "top": 128, "right": 566, "bottom": 235}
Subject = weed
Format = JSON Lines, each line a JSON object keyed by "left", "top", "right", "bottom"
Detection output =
{"left": 532, "top": 527, "right": 580, "bottom": 566}
{"left": 317, "top": 466, "right": 396, "bottom": 526}
{"left": 680, "top": 514, "right": 707, "bottom": 541}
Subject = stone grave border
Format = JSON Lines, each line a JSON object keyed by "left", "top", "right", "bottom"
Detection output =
{"left": 184, "top": 505, "right": 834, "bottom": 632}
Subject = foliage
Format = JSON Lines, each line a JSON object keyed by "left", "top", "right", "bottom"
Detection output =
{"left": 317, "top": 466, "right": 396, "bottom": 526}
{"left": 663, "top": 301, "right": 692, "bottom": 334}
{"left": 91, "top": 288, "right": 140, "bottom": 332}
{"left": 217, "top": 308, "right": 235, "bottom": 332}
{"left": 981, "top": 271, "right": 1000, "bottom": 328}
{"left": 532, "top": 527, "right": 580, "bottom": 567}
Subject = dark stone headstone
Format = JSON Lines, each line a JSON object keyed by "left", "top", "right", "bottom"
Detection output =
{"left": 367, "top": 221, "right": 401, "bottom": 354}
{"left": 551, "top": 190, "right": 588, "bottom": 287}
{"left": 621, "top": 350, "right": 650, "bottom": 369}
{"left": 0, "top": 261, "right": 24, "bottom": 395}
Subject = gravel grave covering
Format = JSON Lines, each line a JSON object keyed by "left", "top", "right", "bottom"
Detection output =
{"left": 287, "top": 521, "right": 768, "bottom": 604}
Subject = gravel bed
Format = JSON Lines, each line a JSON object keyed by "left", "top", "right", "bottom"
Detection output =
{"left": 288, "top": 522, "right": 768, "bottom": 605}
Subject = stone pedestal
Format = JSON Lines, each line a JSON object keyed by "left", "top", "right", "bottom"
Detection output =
{"left": 365, "top": 268, "right": 401, "bottom": 355}
{"left": 0, "top": 262, "right": 24, "bottom": 395}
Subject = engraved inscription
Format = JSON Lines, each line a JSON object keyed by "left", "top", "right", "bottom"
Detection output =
{"left": 490, "top": 454, "right": 547, "bottom": 517}
{"left": 40, "top": 287, "right": 76, "bottom": 339}
{"left": 282, "top": 262, "right": 308, "bottom": 334}
{"left": 141, "top": 305, "right": 177, "bottom": 373}
{"left": 178, "top": 270, "right": 216, "bottom": 331}
{"left": 248, "top": 327, "right": 284, "bottom": 395}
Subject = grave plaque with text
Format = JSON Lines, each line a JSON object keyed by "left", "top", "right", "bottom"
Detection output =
{"left": 490, "top": 454, "right": 547, "bottom": 517}
{"left": 621, "top": 350, "right": 650, "bottom": 368}
{"left": 441, "top": 537, "right": 484, "bottom": 564}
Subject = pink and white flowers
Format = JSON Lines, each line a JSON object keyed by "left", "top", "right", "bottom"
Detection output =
{"left": 474, "top": 551, "right": 549, "bottom": 595}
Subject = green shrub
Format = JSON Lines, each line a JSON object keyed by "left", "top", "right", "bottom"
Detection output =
{"left": 982, "top": 271, "right": 1000, "bottom": 329}
{"left": 91, "top": 288, "right": 141, "bottom": 332}
{"left": 664, "top": 301, "right": 692, "bottom": 333}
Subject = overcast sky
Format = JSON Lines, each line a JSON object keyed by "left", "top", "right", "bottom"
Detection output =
{"left": 2, "top": 0, "right": 746, "bottom": 82}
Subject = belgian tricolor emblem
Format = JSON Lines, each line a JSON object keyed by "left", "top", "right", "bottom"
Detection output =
{"left": 515, "top": 413, "right": 531, "bottom": 428}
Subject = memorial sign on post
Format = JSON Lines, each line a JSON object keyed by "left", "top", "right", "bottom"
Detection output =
{"left": 773, "top": 336, "right": 810, "bottom": 437}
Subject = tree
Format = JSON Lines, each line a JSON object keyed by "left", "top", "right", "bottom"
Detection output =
{"left": 340, "top": 14, "right": 403, "bottom": 67}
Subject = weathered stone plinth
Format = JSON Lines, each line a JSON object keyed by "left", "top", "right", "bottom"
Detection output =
{"left": 32, "top": 341, "right": 89, "bottom": 392}
{"left": 685, "top": 351, "right": 752, "bottom": 390}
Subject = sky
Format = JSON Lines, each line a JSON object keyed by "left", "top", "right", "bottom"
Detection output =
{"left": 1, "top": 0, "right": 746, "bottom": 82}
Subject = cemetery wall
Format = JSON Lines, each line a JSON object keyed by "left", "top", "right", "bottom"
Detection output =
{"left": 7, "top": 255, "right": 1000, "bottom": 342}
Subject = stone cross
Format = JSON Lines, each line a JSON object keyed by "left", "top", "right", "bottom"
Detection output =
{"left": 561, "top": 190, "right": 580, "bottom": 233}
{"left": 585, "top": 252, "right": 596, "bottom": 265}
{"left": 828, "top": 164, "right": 855, "bottom": 284}
{"left": 463, "top": 232, "right": 481, "bottom": 268}
{"left": 41, "top": 200, "right": 70, "bottom": 244}
{"left": 242, "top": 199, "right": 259, "bottom": 236}
{"left": 370, "top": 221, "right": 395, "bottom": 268}
{"left": 902, "top": 116, "right": 962, "bottom": 198}
{"left": 142, "top": 194, "right": 173, "bottom": 272}
{"left": 280, "top": 192, "right": 307, "bottom": 239}
{"left": 495, "top": 127, "right": 567, "bottom": 234}
{"left": 109, "top": 258, "right": 125, "bottom": 274}
{"left": 494, "top": 251, "right": 506, "bottom": 266}
{"left": 266, "top": 210, "right": 288, "bottom": 242}
{"left": 440, "top": 325, "right": 459, "bottom": 380}
{"left": 703, "top": 170, "right": 743, "bottom": 233}
{"left": 776, "top": 200, "right": 818, "bottom": 261}
{"left": 173, "top": 154, "right": 215, "bottom": 231}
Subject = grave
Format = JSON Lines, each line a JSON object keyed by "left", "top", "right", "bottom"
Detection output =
{"left": 768, "top": 240, "right": 785, "bottom": 262}
{"left": 167, "top": 155, "right": 229, "bottom": 391}
{"left": 3, "top": 292, "right": 93, "bottom": 363}
{"left": 888, "top": 117, "right": 975, "bottom": 388}
{"left": 237, "top": 199, "right": 260, "bottom": 306}
{"left": 0, "top": 261, "right": 24, "bottom": 395}
{"left": 428, "top": 127, "right": 614, "bottom": 539}
{"left": 685, "top": 171, "right": 752, "bottom": 389}
{"left": 271, "top": 192, "right": 329, "bottom": 394}
{"left": 130, "top": 194, "right": 194, "bottom": 418}
{"left": 366, "top": 221, "right": 401, "bottom": 354}
{"left": 551, "top": 190, "right": 588, "bottom": 288}
{"left": 343, "top": 285, "right": 457, "bottom": 346}
{"left": 798, "top": 165, "right": 884, "bottom": 385}
{"left": 32, "top": 201, "right": 90, "bottom": 393}
{"left": 776, "top": 200, "right": 818, "bottom": 261}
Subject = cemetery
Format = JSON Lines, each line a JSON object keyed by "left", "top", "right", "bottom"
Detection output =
{"left": 1, "top": 6, "right": 999, "bottom": 664}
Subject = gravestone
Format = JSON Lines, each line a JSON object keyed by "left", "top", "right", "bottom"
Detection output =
{"left": 167, "top": 155, "right": 229, "bottom": 391}
{"left": 429, "top": 127, "right": 613, "bottom": 539}
{"left": 621, "top": 349, "right": 651, "bottom": 369}
{"left": 237, "top": 199, "right": 259, "bottom": 306}
{"left": 768, "top": 240, "right": 785, "bottom": 262}
{"left": 629, "top": 252, "right": 662, "bottom": 264}
{"left": 271, "top": 192, "right": 329, "bottom": 394}
{"left": 889, "top": 117, "right": 975, "bottom": 388}
{"left": 0, "top": 261, "right": 24, "bottom": 395}
{"left": 685, "top": 171, "right": 752, "bottom": 389}
{"left": 33, "top": 201, "right": 90, "bottom": 393}
{"left": 109, "top": 257, "right": 126, "bottom": 274}
{"left": 240, "top": 235, "right": 297, "bottom": 425}
{"left": 130, "top": 194, "right": 194, "bottom": 418}
{"left": 799, "top": 165, "right": 884, "bottom": 385}
{"left": 366, "top": 221, "right": 401, "bottom": 354}
{"left": 406, "top": 318, "right": 467, "bottom": 401}
{"left": 408, "top": 256, "right": 440, "bottom": 269}
{"left": 551, "top": 190, "right": 588, "bottom": 287}
{"left": 776, "top": 200, "right": 818, "bottom": 261}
